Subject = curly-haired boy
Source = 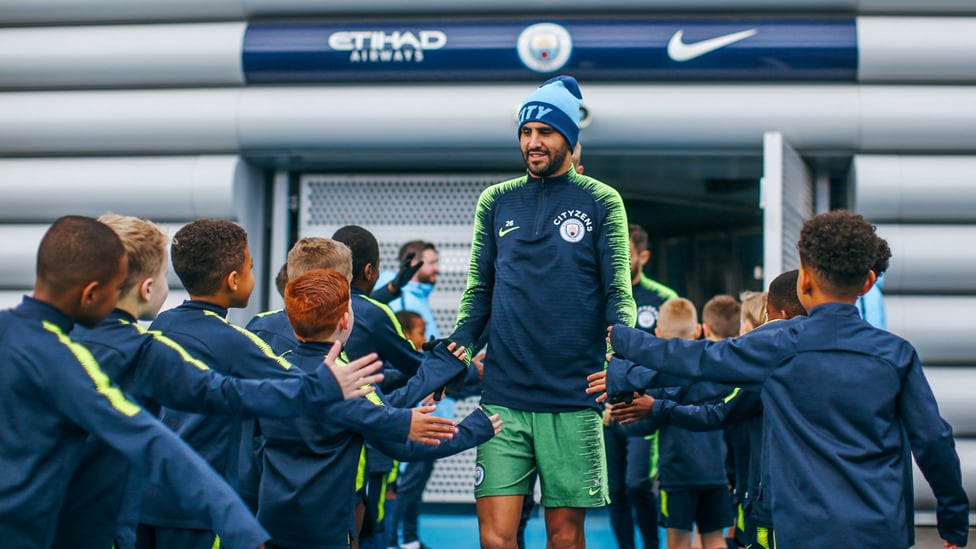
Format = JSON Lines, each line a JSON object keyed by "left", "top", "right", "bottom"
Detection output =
{"left": 607, "top": 210, "right": 968, "bottom": 548}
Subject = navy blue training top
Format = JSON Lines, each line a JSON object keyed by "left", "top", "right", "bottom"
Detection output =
{"left": 54, "top": 308, "right": 345, "bottom": 549}
{"left": 610, "top": 303, "right": 969, "bottom": 548}
{"left": 0, "top": 297, "right": 268, "bottom": 549}
{"left": 452, "top": 168, "right": 635, "bottom": 412}
{"left": 257, "top": 341, "right": 494, "bottom": 548}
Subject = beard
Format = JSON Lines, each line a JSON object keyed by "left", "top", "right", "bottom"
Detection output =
{"left": 523, "top": 141, "right": 571, "bottom": 178}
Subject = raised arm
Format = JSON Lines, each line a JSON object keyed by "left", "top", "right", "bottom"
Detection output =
{"left": 367, "top": 407, "right": 499, "bottom": 461}
{"left": 133, "top": 331, "right": 381, "bottom": 419}
{"left": 609, "top": 323, "right": 791, "bottom": 387}
{"left": 41, "top": 334, "right": 269, "bottom": 549}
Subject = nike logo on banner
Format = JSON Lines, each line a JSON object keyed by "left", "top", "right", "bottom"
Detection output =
{"left": 498, "top": 226, "right": 521, "bottom": 237}
{"left": 667, "top": 28, "right": 758, "bottom": 62}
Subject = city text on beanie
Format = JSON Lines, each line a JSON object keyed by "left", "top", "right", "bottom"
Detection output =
{"left": 517, "top": 75, "right": 583, "bottom": 148}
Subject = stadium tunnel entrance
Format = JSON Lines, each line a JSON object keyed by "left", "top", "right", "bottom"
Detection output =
{"left": 266, "top": 135, "right": 850, "bottom": 331}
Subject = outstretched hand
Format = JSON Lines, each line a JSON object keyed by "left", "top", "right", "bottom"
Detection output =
{"left": 388, "top": 252, "right": 423, "bottom": 295}
{"left": 324, "top": 342, "right": 384, "bottom": 400}
{"left": 944, "top": 541, "right": 959, "bottom": 549}
{"left": 586, "top": 370, "right": 607, "bottom": 403}
{"left": 430, "top": 342, "right": 467, "bottom": 401}
{"left": 609, "top": 395, "right": 654, "bottom": 425}
{"left": 409, "top": 405, "right": 458, "bottom": 445}
{"left": 486, "top": 413, "right": 503, "bottom": 435}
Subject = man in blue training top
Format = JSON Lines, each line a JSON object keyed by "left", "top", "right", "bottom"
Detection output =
{"left": 448, "top": 75, "right": 636, "bottom": 549}
{"left": 608, "top": 210, "right": 969, "bottom": 549}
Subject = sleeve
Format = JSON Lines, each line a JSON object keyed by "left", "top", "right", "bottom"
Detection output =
{"left": 385, "top": 343, "right": 468, "bottom": 408}
{"left": 598, "top": 188, "right": 636, "bottom": 328}
{"left": 39, "top": 338, "right": 269, "bottom": 549}
{"left": 370, "top": 301, "right": 423, "bottom": 377}
{"left": 898, "top": 355, "right": 970, "bottom": 547}
{"left": 450, "top": 187, "right": 498, "bottom": 349}
{"left": 609, "top": 323, "right": 790, "bottom": 387}
{"left": 222, "top": 323, "right": 309, "bottom": 380}
{"left": 659, "top": 389, "right": 763, "bottom": 432}
{"left": 131, "top": 334, "right": 343, "bottom": 419}
{"left": 370, "top": 272, "right": 398, "bottom": 304}
{"left": 326, "top": 392, "right": 413, "bottom": 444}
{"left": 365, "top": 407, "right": 494, "bottom": 461}
{"left": 606, "top": 356, "right": 699, "bottom": 397}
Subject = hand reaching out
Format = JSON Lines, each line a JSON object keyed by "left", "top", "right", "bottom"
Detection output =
{"left": 586, "top": 369, "right": 607, "bottom": 403}
{"left": 431, "top": 342, "right": 467, "bottom": 401}
{"left": 323, "top": 342, "right": 384, "bottom": 399}
{"left": 386, "top": 252, "right": 423, "bottom": 296}
{"left": 409, "top": 405, "right": 458, "bottom": 445}
{"left": 609, "top": 394, "right": 654, "bottom": 425}
{"left": 486, "top": 413, "right": 502, "bottom": 435}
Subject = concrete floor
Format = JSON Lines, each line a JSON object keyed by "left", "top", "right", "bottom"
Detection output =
{"left": 417, "top": 511, "right": 973, "bottom": 548}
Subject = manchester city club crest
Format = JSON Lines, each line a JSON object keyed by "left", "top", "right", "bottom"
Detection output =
{"left": 559, "top": 218, "right": 586, "bottom": 243}
{"left": 516, "top": 22, "right": 573, "bottom": 73}
{"left": 637, "top": 305, "right": 660, "bottom": 329}
{"left": 474, "top": 464, "right": 485, "bottom": 487}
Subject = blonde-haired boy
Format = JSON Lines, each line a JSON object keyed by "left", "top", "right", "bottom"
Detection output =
{"left": 656, "top": 297, "right": 701, "bottom": 340}
{"left": 653, "top": 296, "right": 733, "bottom": 549}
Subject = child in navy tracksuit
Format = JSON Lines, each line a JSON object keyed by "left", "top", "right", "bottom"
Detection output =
{"left": 646, "top": 297, "right": 733, "bottom": 549}
{"left": 257, "top": 268, "right": 501, "bottom": 548}
{"left": 608, "top": 210, "right": 969, "bottom": 548}
{"left": 138, "top": 219, "right": 455, "bottom": 549}
{"left": 0, "top": 216, "right": 268, "bottom": 549}
{"left": 611, "top": 271, "right": 807, "bottom": 549}
{"left": 52, "top": 214, "right": 383, "bottom": 549}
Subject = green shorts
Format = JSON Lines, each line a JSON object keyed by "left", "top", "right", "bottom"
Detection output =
{"left": 474, "top": 404, "right": 608, "bottom": 508}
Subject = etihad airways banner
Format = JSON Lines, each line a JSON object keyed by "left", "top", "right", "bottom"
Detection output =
{"left": 243, "top": 18, "right": 857, "bottom": 82}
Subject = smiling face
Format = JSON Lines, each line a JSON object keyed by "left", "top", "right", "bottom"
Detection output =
{"left": 520, "top": 122, "right": 573, "bottom": 178}
{"left": 414, "top": 248, "right": 439, "bottom": 285}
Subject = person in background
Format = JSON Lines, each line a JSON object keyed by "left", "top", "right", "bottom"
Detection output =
{"left": 604, "top": 223, "right": 675, "bottom": 549}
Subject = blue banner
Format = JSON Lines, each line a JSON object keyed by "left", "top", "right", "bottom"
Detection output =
{"left": 243, "top": 18, "right": 857, "bottom": 82}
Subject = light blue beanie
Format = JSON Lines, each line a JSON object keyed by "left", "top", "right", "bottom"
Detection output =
{"left": 517, "top": 75, "right": 583, "bottom": 148}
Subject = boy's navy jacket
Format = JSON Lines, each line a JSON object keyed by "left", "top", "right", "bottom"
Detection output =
{"left": 345, "top": 287, "right": 422, "bottom": 395}
{"left": 245, "top": 308, "right": 298, "bottom": 355}
{"left": 451, "top": 168, "right": 636, "bottom": 412}
{"left": 258, "top": 340, "right": 495, "bottom": 548}
{"left": 53, "top": 308, "right": 347, "bottom": 549}
{"left": 653, "top": 387, "right": 765, "bottom": 523}
{"left": 610, "top": 302, "right": 970, "bottom": 548}
{"left": 0, "top": 297, "right": 269, "bottom": 549}
{"left": 140, "top": 300, "right": 407, "bottom": 529}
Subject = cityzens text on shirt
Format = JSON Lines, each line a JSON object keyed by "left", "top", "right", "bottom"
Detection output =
{"left": 552, "top": 209, "right": 594, "bottom": 231}
{"left": 328, "top": 30, "right": 448, "bottom": 63}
